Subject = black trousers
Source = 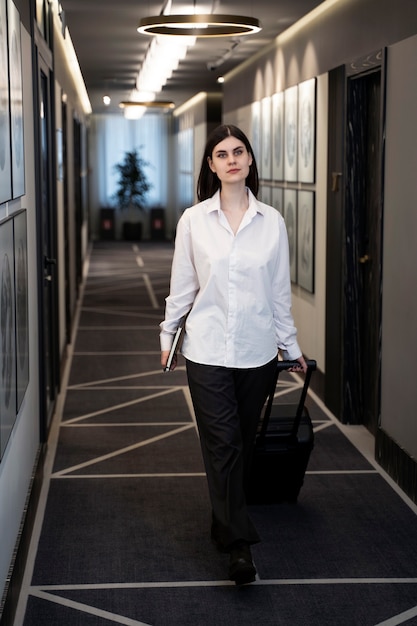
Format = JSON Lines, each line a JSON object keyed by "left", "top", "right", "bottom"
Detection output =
{"left": 186, "top": 356, "right": 277, "bottom": 550}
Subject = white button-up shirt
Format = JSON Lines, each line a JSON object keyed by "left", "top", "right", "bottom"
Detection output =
{"left": 160, "top": 189, "right": 302, "bottom": 368}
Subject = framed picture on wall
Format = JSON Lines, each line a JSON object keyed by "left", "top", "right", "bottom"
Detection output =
{"left": 8, "top": 0, "right": 25, "bottom": 199}
{"left": 251, "top": 100, "right": 261, "bottom": 167}
{"left": 297, "top": 190, "right": 315, "bottom": 293}
{"left": 0, "top": 215, "right": 16, "bottom": 459}
{"left": 259, "top": 185, "right": 271, "bottom": 205}
{"left": 14, "top": 209, "right": 29, "bottom": 410}
{"left": 283, "top": 188, "right": 297, "bottom": 283}
{"left": 284, "top": 85, "right": 298, "bottom": 182}
{"left": 0, "top": 0, "right": 12, "bottom": 204}
{"left": 272, "top": 91, "right": 284, "bottom": 181}
{"left": 271, "top": 186, "right": 283, "bottom": 215}
{"left": 261, "top": 96, "right": 272, "bottom": 180}
{"left": 298, "top": 78, "right": 316, "bottom": 183}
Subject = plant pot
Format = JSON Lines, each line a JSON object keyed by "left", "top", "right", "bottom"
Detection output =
{"left": 122, "top": 222, "right": 142, "bottom": 241}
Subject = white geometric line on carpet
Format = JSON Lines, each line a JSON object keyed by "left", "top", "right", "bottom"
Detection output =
{"left": 51, "top": 471, "right": 378, "bottom": 479}
{"left": 63, "top": 388, "right": 182, "bottom": 424}
{"left": 81, "top": 306, "right": 159, "bottom": 319}
{"left": 136, "top": 253, "right": 144, "bottom": 267}
{"left": 53, "top": 473, "right": 207, "bottom": 479}
{"left": 29, "top": 590, "right": 151, "bottom": 626}
{"left": 305, "top": 469, "right": 378, "bottom": 474}
{"left": 142, "top": 273, "right": 159, "bottom": 308}
{"left": 313, "top": 421, "right": 334, "bottom": 433}
{"left": 374, "top": 604, "right": 417, "bottom": 626}
{"left": 52, "top": 471, "right": 374, "bottom": 479}
{"left": 52, "top": 423, "right": 195, "bottom": 477}
{"left": 30, "top": 577, "right": 417, "bottom": 591}
{"left": 68, "top": 367, "right": 186, "bottom": 389}
{"left": 61, "top": 422, "right": 190, "bottom": 428}
{"left": 66, "top": 385, "right": 186, "bottom": 390}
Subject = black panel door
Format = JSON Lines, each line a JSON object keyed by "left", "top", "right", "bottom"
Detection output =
{"left": 343, "top": 68, "right": 383, "bottom": 433}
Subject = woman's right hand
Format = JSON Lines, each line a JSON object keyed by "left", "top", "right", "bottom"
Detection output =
{"left": 161, "top": 350, "right": 176, "bottom": 371}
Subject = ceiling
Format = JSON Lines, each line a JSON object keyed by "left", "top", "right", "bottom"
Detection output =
{"left": 62, "top": 0, "right": 324, "bottom": 115}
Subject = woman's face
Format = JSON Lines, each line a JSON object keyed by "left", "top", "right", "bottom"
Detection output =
{"left": 208, "top": 136, "right": 252, "bottom": 186}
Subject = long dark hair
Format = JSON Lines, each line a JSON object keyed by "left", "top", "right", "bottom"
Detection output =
{"left": 196, "top": 125, "right": 259, "bottom": 201}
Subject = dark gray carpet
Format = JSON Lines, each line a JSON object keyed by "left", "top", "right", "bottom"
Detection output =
{"left": 20, "top": 242, "right": 417, "bottom": 626}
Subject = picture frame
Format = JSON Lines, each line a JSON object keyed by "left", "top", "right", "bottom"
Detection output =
{"left": 283, "top": 188, "right": 297, "bottom": 283}
{"left": 297, "top": 190, "right": 315, "bottom": 293}
{"left": 271, "top": 186, "right": 284, "bottom": 216}
{"left": 271, "top": 91, "right": 284, "bottom": 181}
{"left": 0, "top": 215, "right": 16, "bottom": 459}
{"left": 261, "top": 96, "right": 272, "bottom": 180}
{"left": 0, "top": 0, "right": 12, "bottom": 204}
{"left": 284, "top": 85, "right": 298, "bottom": 182}
{"left": 250, "top": 100, "right": 261, "bottom": 167}
{"left": 298, "top": 78, "right": 316, "bottom": 183}
{"left": 8, "top": 0, "right": 25, "bottom": 199}
{"left": 14, "top": 209, "right": 29, "bottom": 410}
{"left": 259, "top": 185, "right": 271, "bottom": 205}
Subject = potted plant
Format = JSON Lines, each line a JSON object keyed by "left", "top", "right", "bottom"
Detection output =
{"left": 113, "top": 148, "right": 152, "bottom": 240}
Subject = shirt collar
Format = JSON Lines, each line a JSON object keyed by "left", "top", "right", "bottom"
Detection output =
{"left": 205, "top": 188, "right": 265, "bottom": 216}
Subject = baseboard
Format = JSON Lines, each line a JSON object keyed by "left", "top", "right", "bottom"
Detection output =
{"left": 376, "top": 428, "right": 417, "bottom": 505}
{"left": 0, "top": 444, "right": 46, "bottom": 626}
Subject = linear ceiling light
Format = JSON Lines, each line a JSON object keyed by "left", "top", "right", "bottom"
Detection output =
{"left": 119, "top": 100, "right": 175, "bottom": 109}
{"left": 137, "top": 14, "right": 261, "bottom": 37}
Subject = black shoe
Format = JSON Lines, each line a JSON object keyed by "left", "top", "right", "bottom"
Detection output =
{"left": 229, "top": 543, "right": 257, "bottom": 586}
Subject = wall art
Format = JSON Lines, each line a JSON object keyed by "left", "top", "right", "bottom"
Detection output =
{"left": 0, "top": 215, "right": 16, "bottom": 459}
{"left": 271, "top": 186, "right": 283, "bottom": 216}
{"left": 284, "top": 85, "right": 298, "bottom": 182}
{"left": 272, "top": 91, "right": 284, "bottom": 181}
{"left": 297, "top": 190, "right": 315, "bottom": 293}
{"left": 259, "top": 185, "right": 271, "bottom": 205}
{"left": 250, "top": 100, "right": 261, "bottom": 167}
{"left": 8, "top": 0, "right": 25, "bottom": 198}
{"left": 298, "top": 78, "right": 316, "bottom": 183}
{"left": 14, "top": 209, "right": 28, "bottom": 410}
{"left": 0, "top": 0, "right": 11, "bottom": 204}
{"left": 261, "top": 96, "right": 272, "bottom": 180}
{"left": 284, "top": 188, "right": 297, "bottom": 283}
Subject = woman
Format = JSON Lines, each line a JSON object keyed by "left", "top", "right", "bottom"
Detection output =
{"left": 160, "top": 125, "right": 306, "bottom": 585}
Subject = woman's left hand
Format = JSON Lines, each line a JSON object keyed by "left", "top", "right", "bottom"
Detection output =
{"left": 289, "top": 356, "right": 308, "bottom": 373}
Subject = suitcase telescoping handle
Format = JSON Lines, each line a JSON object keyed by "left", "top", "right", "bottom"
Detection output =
{"left": 259, "top": 359, "right": 317, "bottom": 441}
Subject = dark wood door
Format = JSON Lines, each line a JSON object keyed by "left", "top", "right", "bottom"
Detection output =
{"left": 343, "top": 67, "right": 383, "bottom": 433}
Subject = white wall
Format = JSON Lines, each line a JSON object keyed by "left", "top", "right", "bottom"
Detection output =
{"left": 381, "top": 33, "right": 417, "bottom": 458}
{"left": 0, "top": 26, "right": 41, "bottom": 603}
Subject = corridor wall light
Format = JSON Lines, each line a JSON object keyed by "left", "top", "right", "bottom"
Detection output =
{"left": 137, "top": 14, "right": 261, "bottom": 37}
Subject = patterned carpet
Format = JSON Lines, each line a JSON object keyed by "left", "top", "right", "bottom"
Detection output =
{"left": 14, "top": 242, "right": 417, "bottom": 626}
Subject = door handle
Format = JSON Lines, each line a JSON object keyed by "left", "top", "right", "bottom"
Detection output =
{"left": 359, "top": 254, "right": 370, "bottom": 264}
{"left": 332, "top": 172, "right": 343, "bottom": 192}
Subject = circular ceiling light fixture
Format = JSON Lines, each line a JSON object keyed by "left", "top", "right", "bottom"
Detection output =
{"left": 137, "top": 14, "right": 261, "bottom": 37}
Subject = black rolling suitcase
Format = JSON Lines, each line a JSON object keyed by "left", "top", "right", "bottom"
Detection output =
{"left": 246, "top": 359, "right": 316, "bottom": 504}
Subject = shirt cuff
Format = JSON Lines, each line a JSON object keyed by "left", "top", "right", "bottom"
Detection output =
{"left": 160, "top": 331, "right": 175, "bottom": 352}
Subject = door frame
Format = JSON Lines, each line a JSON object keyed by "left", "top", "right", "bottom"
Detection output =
{"left": 33, "top": 23, "right": 60, "bottom": 439}
{"left": 325, "top": 51, "right": 385, "bottom": 431}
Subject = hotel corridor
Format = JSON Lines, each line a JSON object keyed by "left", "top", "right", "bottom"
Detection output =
{"left": 14, "top": 242, "right": 417, "bottom": 626}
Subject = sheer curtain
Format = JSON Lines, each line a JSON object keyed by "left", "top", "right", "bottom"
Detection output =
{"left": 90, "top": 113, "right": 169, "bottom": 211}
